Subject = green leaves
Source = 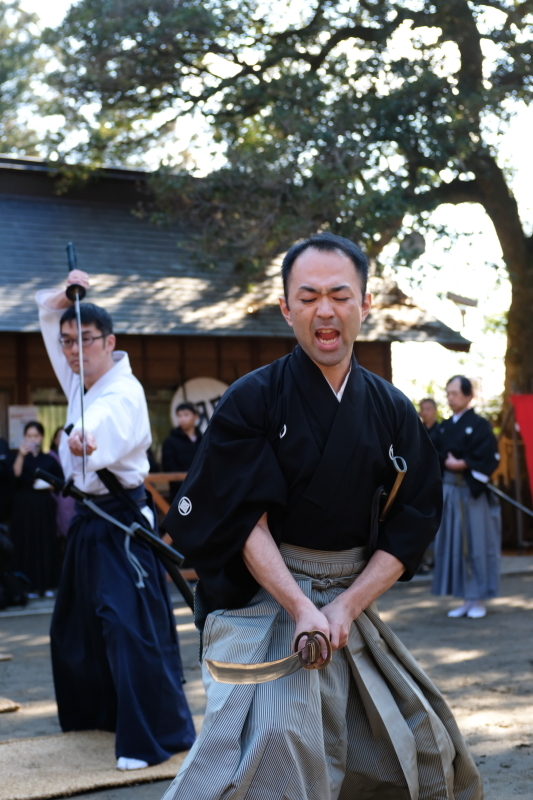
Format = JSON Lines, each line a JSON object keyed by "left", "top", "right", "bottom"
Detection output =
{"left": 0, "top": 1, "right": 41, "bottom": 154}
{"left": 40, "top": 0, "right": 533, "bottom": 278}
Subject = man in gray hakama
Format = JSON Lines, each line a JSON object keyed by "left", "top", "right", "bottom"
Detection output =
{"left": 432, "top": 375, "right": 501, "bottom": 620}
{"left": 163, "top": 234, "right": 482, "bottom": 799}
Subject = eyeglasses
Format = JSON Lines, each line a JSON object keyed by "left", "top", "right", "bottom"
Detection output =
{"left": 59, "top": 334, "right": 106, "bottom": 349}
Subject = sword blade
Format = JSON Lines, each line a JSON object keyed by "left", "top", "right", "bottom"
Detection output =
{"left": 485, "top": 482, "right": 533, "bottom": 519}
{"left": 74, "top": 293, "right": 86, "bottom": 480}
{"left": 206, "top": 651, "right": 303, "bottom": 684}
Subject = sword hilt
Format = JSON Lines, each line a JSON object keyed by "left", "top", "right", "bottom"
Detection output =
{"left": 66, "top": 242, "right": 86, "bottom": 301}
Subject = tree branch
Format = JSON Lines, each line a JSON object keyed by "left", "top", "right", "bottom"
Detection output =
{"left": 422, "top": 178, "right": 484, "bottom": 207}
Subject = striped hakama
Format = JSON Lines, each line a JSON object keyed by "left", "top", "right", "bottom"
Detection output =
{"left": 163, "top": 544, "right": 482, "bottom": 800}
{"left": 432, "top": 471, "right": 501, "bottom": 601}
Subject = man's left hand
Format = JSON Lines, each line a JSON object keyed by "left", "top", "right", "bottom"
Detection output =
{"left": 68, "top": 430, "right": 97, "bottom": 456}
{"left": 320, "top": 595, "right": 358, "bottom": 650}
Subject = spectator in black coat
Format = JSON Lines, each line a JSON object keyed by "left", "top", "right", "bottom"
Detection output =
{"left": 419, "top": 397, "right": 440, "bottom": 450}
{"left": 162, "top": 403, "right": 203, "bottom": 501}
{"left": 0, "top": 437, "right": 12, "bottom": 523}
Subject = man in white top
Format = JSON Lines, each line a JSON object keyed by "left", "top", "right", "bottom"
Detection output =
{"left": 37, "top": 269, "right": 195, "bottom": 770}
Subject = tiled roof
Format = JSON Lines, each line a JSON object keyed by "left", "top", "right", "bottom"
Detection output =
{"left": 0, "top": 189, "right": 470, "bottom": 350}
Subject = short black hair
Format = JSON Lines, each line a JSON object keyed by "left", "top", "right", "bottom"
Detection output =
{"left": 446, "top": 375, "right": 473, "bottom": 397}
{"left": 176, "top": 402, "right": 198, "bottom": 415}
{"left": 281, "top": 232, "right": 368, "bottom": 300}
{"left": 24, "top": 420, "right": 44, "bottom": 436}
{"left": 419, "top": 397, "right": 437, "bottom": 409}
{"left": 60, "top": 303, "right": 113, "bottom": 337}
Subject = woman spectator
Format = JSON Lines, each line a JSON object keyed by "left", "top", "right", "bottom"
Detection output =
{"left": 11, "top": 421, "right": 64, "bottom": 598}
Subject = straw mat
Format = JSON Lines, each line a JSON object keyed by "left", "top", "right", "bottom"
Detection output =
{"left": 0, "top": 731, "right": 187, "bottom": 800}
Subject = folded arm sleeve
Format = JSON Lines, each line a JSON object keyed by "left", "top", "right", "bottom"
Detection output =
{"left": 463, "top": 419, "right": 500, "bottom": 477}
{"left": 376, "top": 400, "right": 443, "bottom": 580}
{"left": 74, "top": 388, "right": 150, "bottom": 472}
{"left": 35, "top": 290, "right": 76, "bottom": 398}
{"left": 163, "top": 386, "right": 287, "bottom": 611}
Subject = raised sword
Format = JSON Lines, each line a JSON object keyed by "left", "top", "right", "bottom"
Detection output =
{"left": 65, "top": 243, "right": 87, "bottom": 480}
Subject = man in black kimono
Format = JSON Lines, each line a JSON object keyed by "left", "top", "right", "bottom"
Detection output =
{"left": 419, "top": 397, "right": 440, "bottom": 450}
{"left": 432, "top": 375, "right": 501, "bottom": 619}
{"left": 163, "top": 233, "right": 482, "bottom": 800}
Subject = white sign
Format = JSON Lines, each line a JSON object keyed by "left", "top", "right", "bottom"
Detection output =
{"left": 8, "top": 406, "right": 39, "bottom": 449}
{"left": 170, "top": 378, "right": 229, "bottom": 433}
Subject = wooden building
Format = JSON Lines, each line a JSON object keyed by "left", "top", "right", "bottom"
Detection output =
{"left": 0, "top": 156, "right": 470, "bottom": 453}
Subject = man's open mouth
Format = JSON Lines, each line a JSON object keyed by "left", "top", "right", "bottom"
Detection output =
{"left": 315, "top": 329, "right": 340, "bottom": 346}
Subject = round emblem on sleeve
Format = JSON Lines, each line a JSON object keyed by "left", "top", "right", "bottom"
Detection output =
{"left": 279, "top": 424, "right": 287, "bottom": 439}
{"left": 178, "top": 497, "right": 192, "bottom": 516}
{"left": 465, "top": 427, "right": 473, "bottom": 434}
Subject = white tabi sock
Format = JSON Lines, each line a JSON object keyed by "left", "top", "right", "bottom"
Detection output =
{"left": 447, "top": 601, "right": 473, "bottom": 618}
{"left": 116, "top": 757, "right": 149, "bottom": 771}
{"left": 467, "top": 602, "right": 487, "bottom": 619}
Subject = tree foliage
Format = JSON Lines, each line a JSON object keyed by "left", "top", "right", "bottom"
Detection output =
{"left": 45, "top": 1, "right": 533, "bottom": 390}
{"left": 0, "top": 1, "right": 41, "bottom": 154}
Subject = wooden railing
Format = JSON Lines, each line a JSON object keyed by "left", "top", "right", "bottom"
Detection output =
{"left": 144, "top": 472, "right": 198, "bottom": 581}
{"left": 144, "top": 472, "right": 187, "bottom": 516}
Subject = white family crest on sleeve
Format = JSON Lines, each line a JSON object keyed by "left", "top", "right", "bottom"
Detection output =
{"left": 279, "top": 424, "right": 287, "bottom": 439}
{"left": 465, "top": 427, "right": 473, "bottom": 434}
{"left": 178, "top": 497, "right": 192, "bottom": 516}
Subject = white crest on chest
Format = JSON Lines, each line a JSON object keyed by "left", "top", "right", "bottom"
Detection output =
{"left": 178, "top": 497, "right": 192, "bottom": 516}
{"left": 279, "top": 424, "right": 287, "bottom": 439}
{"left": 465, "top": 427, "right": 473, "bottom": 435}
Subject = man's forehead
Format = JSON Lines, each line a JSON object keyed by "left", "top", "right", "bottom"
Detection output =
{"left": 291, "top": 247, "right": 362, "bottom": 289}
{"left": 60, "top": 319, "right": 98, "bottom": 331}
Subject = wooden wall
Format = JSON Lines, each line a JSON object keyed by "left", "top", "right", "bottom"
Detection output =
{"left": 0, "top": 330, "right": 392, "bottom": 407}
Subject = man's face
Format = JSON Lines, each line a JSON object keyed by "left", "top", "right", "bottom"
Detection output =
{"left": 446, "top": 378, "right": 472, "bottom": 414}
{"left": 60, "top": 320, "right": 115, "bottom": 380}
{"left": 279, "top": 247, "right": 372, "bottom": 368}
{"left": 419, "top": 401, "right": 437, "bottom": 427}
{"left": 176, "top": 409, "right": 198, "bottom": 432}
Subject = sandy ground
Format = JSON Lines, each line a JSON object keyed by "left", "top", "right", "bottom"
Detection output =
{"left": 1, "top": 574, "right": 532, "bottom": 800}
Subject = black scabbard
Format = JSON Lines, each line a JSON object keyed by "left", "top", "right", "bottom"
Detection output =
{"left": 34, "top": 468, "right": 194, "bottom": 609}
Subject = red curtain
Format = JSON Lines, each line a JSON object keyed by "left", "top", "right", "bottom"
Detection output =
{"left": 510, "top": 395, "right": 533, "bottom": 499}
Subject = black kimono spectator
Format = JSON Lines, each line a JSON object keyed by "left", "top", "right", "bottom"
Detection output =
{"left": 431, "top": 376, "right": 501, "bottom": 619}
{"left": 419, "top": 397, "right": 440, "bottom": 450}
{"left": 0, "top": 436, "right": 12, "bottom": 523}
{"left": 162, "top": 403, "right": 202, "bottom": 501}
{"left": 11, "top": 421, "right": 64, "bottom": 598}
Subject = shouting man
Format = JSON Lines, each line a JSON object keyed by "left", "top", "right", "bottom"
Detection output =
{"left": 36, "top": 272, "right": 195, "bottom": 770}
{"left": 163, "top": 233, "right": 482, "bottom": 799}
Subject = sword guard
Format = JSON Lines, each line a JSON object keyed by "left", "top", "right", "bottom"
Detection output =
{"left": 294, "top": 630, "right": 332, "bottom": 670}
{"left": 66, "top": 283, "right": 86, "bottom": 302}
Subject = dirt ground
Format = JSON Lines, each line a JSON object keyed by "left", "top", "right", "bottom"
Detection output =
{"left": 1, "top": 574, "right": 532, "bottom": 800}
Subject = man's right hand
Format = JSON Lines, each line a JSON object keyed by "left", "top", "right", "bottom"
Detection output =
{"left": 68, "top": 430, "right": 97, "bottom": 457}
{"left": 293, "top": 605, "right": 331, "bottom": 664}
{"left": 45, "top": 270, "right": 91, "bottom": 310}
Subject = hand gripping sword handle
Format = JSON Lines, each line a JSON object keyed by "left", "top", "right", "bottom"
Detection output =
{"left": 65, "top": 243, "right": 86, "bottom": 301}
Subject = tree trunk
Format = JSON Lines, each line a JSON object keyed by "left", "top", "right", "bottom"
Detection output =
{"left": 467, "top": 152, "right": 533, "bottom": 396}
{"left": 505, "top": 256, "right": 533, "bottom": 395}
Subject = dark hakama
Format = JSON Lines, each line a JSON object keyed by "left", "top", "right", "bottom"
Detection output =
{"left": 11, "top": 451, "right": 63, "bottom": 595}
{"left": 431, "top": 409, "right": 501, "bottom": 601}
{"left": 50, "top": 487, "right": 195, "bottom": 764}
{"left": 164, "top": 346, "right": 481, "bottom": 798}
